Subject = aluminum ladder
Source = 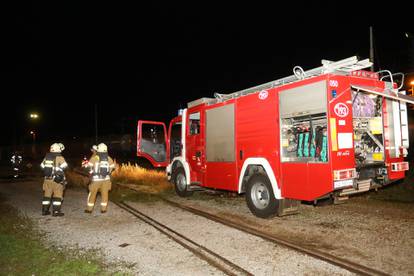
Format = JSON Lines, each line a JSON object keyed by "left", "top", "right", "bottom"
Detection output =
{"left": 214, "top": 56, "right": 372, "bottom": 101}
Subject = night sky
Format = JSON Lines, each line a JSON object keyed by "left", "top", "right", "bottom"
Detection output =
{"left": 2, "top": 2, "right": 414, "bottom": 146}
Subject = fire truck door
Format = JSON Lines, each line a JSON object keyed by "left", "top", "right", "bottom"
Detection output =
{"left": 137, "top": 120, "right": 169, "bottom": 167}
{"left": 186, "top": 111, "right": 205, "bottom": 183}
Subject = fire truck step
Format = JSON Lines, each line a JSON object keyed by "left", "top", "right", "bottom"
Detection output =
{"left": 333, "top": 196, "right": 349, "bottom": 204}
{"left": 188, "top": 184, "right": 205, "bottom": 192}
{"left": 338, "top": 179, "right": 371, "bottom": 197}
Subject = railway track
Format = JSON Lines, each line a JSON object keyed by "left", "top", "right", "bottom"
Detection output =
{"left": 160, "top": 197, "right": 389, "bottom": 276}
{"left": 75, "top": 174, "right": 389, "bottom": 275}
{"left": 113, "top": 201, "right": 253, "bottom": 276}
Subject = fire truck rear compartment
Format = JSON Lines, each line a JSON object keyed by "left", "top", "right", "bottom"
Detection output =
{"left": 352, "top": 90, "right": 385, "bottom": 185}
{"left": 281, "top": 113, "right": 328, "bottom": 163}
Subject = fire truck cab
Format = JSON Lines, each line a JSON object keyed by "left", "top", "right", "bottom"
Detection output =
{"left": 137, "top": 56, "right": 413, "bottom": 218}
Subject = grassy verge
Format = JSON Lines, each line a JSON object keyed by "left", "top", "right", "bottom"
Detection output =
{"left": 66, "top": 163, "right": 241, "bottom": 206}
{"left": 0, "top": 198, "right": 118, "bottom": 276}
{"left": 112, "top": 163, "right": 170, "bottom": 190}
{"left": 110, "top": 184, "right": 170, "bottom": 203}
{"left": 110, "top": 163, "right": 173, "bottom": 203}
{"left": 109, "top": 163, "right": 241, "bottom": 204}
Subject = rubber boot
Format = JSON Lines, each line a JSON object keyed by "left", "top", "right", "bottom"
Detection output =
{"left": 42, "top": 204, "right": 51, "bottom": 215}
{"left": 42, "top": 197, "right": 51, "bottom": 215}
{"left": 52, "top": 198, "right": 64, "bottom": 217}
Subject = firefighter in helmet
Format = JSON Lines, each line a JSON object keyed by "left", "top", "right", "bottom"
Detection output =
{"left": 40, "top": 143, "right": 68, "bottom": 216}
{"left": 85, "top": 143, "right": 115, "bottom": 214}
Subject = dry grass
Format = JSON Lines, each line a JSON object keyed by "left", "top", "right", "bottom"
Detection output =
{"left": 111, "top": 163, "right": 171, "bottom": 194}
{"left": 66, "top": 163, "right": 172, "bottom": 196}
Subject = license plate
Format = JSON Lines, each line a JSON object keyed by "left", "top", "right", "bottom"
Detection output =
{"left": 334, "top": 179, "right": 353, "bottom": 189}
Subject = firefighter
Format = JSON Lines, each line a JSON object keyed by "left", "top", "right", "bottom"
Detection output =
{"left": 40, "top": 143, "right": 68, "bottom": 216}
{"left": 85, "top": 143, "right": 115, "bottom": 214}
{"left": 11, "top": 152, "right": 22, "bottom": 178}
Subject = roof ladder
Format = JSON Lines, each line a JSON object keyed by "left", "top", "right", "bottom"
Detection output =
{"left": 214, "top": 56, "right": 372, "bottom": 101}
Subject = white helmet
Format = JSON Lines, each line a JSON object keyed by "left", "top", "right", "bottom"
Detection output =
{"left": 50, "top": 143, "right": 63, "bottom": 153}
{"left": 97, "top": 143, "right": 107, "bottom": 153}
{"left": 91, "top": 145, "right": 98, "bottom": 152}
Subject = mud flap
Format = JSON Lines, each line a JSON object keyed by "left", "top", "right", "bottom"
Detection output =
{"left": 277, "top": 199, "right": 300, "bottom": 216}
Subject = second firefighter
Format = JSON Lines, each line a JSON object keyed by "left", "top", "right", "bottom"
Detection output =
{"left": 85, "top": 143, "right": 115, "bottom": 213}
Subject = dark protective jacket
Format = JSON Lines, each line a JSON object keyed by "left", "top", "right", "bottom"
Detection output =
{"left": 40, "top": 153, "right": 68, "bottom": 183}
{"left": 88, "top": 153, "right": 115, "bottom": 181}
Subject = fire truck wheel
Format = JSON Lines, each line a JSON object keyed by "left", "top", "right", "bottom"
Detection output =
{"left": 173, "top": 167, "right": 193, "bottom": 197}
{"left": 246, "top": 174, "right": 278, "bottom": 218}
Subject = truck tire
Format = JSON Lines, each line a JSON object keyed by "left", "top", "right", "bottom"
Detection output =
{"left": 246, "top": 174, "right": 278, "bottom": 218}
{"left": 172, "top": 167, "right": 193, "bottom": 197}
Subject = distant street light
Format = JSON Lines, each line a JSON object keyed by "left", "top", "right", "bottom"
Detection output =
{"left": 29, "top": 113, "right": 39, "bottom": 119}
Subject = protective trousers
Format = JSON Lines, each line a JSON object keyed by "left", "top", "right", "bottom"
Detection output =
{"left": 42, "top": 179, "right": 64, "bottom": 216}
{"left": 86, "top": 180, "right": 112, "bottom": 212}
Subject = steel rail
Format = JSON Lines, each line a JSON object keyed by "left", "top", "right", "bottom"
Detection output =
{"left": 113, "top": 201, "right": 253, "bottom": 276}
{"left": 161, "top": 197, "right": 389, "bottom": 276}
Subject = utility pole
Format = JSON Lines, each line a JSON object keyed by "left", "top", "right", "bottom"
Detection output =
{"left": 94, "top": 104, "right": 98, "bottom": 144}
{"left": 370, "top": 26, "right": 374, "bottom": 71}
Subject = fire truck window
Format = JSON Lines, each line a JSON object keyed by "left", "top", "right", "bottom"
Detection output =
{"left": 141, "top": 124, "right": 166, "bottom": 162}
{"left": 281, "top": 113, "right": 328, "bottom": 163}
{"left": 206, "top": 104, "right": 235, "bottom": 162}
{"left": 170, "top": 123, "right": 182, "bottom": 160}
{"left": 279, "top": 81, "right": 328, "bottom": 163}
{"left": 189, "top": 112, "right": 200, "bottom": 135}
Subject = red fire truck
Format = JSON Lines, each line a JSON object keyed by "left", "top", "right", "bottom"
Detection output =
{"left": 137, "top": 56, "right": 413, "bottom": 218}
